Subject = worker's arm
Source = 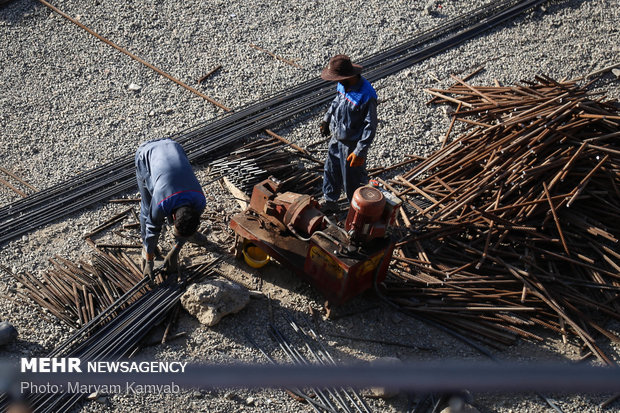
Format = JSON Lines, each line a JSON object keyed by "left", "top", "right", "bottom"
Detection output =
{"left": 141, "top": 205, "right": 165, "bottom": 255}
{"left": 323, "top": 95, "right": 339, "bottom": 124}
{"left": 353, "top": 98, "right": 378, "bottom": 158}
{"left": 321, "top": 98, "right": 338, "bottom": 137}
{"left": 163, "top": 239, "right": 184, "bottom": 274}
{"left": 139, "top": 207, "right": 162, "bottom": 282}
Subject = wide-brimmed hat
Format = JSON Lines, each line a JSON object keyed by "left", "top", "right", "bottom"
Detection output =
{"left": 321, "top": 54, "right": 362, "bottom": 81}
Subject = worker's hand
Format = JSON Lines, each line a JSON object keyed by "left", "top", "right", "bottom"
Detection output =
{"left": 320, "top": 121, "right": 330, "bottom": 137}
{"left": 346, "top": 152, "right": 365, "bottom": 167}
{"left": 142, "top": 260, "right": 154, "bottom": 282}
{"left": 141, "top": 248, "right": 155, "bottom": 283}
{"left": 163, "top": 245, "right": 181, "bottom": 275}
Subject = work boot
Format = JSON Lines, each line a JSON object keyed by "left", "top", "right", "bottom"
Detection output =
{"left": 319, "top": 199, "right": 339, "bottom": 214}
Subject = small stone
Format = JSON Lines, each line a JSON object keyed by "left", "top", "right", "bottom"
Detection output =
{"left": 611, "top": 68, "right": 620, "bottom": 79}
{"left": 369, "top": 357, "right": 401, "bottom": 398}
{"left": 95, "top": 396, "right": 109, "bottom": 405}
{"left": 224, "top": 391, "right": 234, "bottom": 400}
{"left": 442, "top": 106, "right": 455, "bottom": 117}
{"left": 192, "top": 390, "right": 203, "bottom": 398}
{"left": 149, "top": 110, "right": 156, "bottom": 117}
{"left": 246, "top": 397, "right": 255, "bottom": 405}
{"left": 87, "top": 391, "right": 99, "bottom": 400}
{"left": 424, "top": 0, "right": 437, "bottom": 15}
{"left": 127, "top": 83, "right": 141, "bottom": 91}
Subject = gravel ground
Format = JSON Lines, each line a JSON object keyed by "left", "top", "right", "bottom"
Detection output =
{"left": 1, "top": 0, "right": 619, "bottom": 412}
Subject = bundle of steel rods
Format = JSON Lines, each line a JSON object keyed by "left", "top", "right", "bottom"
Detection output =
{"left": 1, "top": 205, "right": 147, "bottom": 327}
{"left": 0, "top": 258, "right": 221, "bottom": 413}
{"left": 247, "top": 312, "right": 372, "bottom": 413}
{"left": 1, "top": 200, "right": 232, "bottom": 330}
{"left": 3, "top": 248, "right": 144, "bottom": 328}
{"left": 210, "top": 136, "right": 323, "bottom": 196}
{"left": 0, "top": 0, "right": 546, "bottom": 246}
{"left": 381, "top": 76, "right": 620, "bottom": 364}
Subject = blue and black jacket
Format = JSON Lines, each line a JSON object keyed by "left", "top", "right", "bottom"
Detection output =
{"left": 135, "top": 139, "right": 206, "bottom": 254}
{"left": 323, "top": 77, "right": 378, "bottom": 158}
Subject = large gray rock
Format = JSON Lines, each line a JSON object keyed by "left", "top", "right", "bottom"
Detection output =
{"left": 181, "top": 280, "right": 249, "bottom": 326}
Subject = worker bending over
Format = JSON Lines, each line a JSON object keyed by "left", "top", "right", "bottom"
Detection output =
{"left": 135, "top": 138, "right": 206, "bottom": 281}
{"left": 319, "top": 54, "right": 378, "bottom": 212}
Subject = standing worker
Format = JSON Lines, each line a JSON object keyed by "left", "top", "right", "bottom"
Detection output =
{"left": 135, "top": 138, "right": 207, "bottom": 282}
{"left": 319, "top": 54, "right": 378, "bottom": 212}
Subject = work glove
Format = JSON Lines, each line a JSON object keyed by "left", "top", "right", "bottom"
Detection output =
{"left": 163, "top": 244, "right": 181, "bottom": 277}
{"left": 320, "top": 121, "right": 330, "bottom": 137}
{"left": 141, "top": 248, "right": 155, "bottom": 283}
{"left": 346, "top": 152, "right": 365, "bottom": 167}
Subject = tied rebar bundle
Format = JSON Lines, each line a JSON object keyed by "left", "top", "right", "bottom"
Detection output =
{"left": 383, "top": 76, "right": 620, "bottom": 364}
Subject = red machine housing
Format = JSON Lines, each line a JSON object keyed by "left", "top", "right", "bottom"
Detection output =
{"left": 249, "top": 179, "right": 325, "bottom": 237}
{"left": 230, "top": 178, "right": 401, "bottom": 305}
{"left": 345, "top": 184, "right": 401, "bottom": 244}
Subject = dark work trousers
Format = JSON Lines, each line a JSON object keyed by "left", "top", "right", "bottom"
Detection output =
{"left": 322, "top": 138, "right": 368, "bottom": 202}
{"left": 135, "top": 143, "right": 156, "bottom": 246}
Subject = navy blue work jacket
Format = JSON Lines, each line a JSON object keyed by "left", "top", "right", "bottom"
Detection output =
{"left": 323, "top": 77, "right": 378, "bottom": 158}
{"left": 135, "top": 139, "right": 206, "bottom": 253}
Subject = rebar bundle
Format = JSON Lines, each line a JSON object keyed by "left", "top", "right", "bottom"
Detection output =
{"left": 0, "top": 258, "right": 220, "bottom": 413}
{"left": 247, "top": 312, "right": 372, "bottom": 413}
{"left": 0, "top": 0, "right": 546, "bottom": 246}
{"left": 3, "top": 248, "right": 144, "bottom": 328}
{"left": 210, "top": 136, "right": 323, "bottom": 196}
{"left": 382, "top": 76, "right": 620, "bottom": 364}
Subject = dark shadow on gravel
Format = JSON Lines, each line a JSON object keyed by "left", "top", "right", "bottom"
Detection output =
{"left": 0, "top": 0, "right": 37, "bottom": 24}
{"left": 0, "top": 339, "right": 46, "bottom": 364}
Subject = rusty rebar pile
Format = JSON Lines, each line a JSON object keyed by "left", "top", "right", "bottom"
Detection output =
{"left": 2, "top": 202, "right": 230, "bottom": 329}
{"left": 3, "top": 249, "right": 144, "bottom": 328}
{"left": 383, "top": 76, "right": 620, "bottom": 364}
